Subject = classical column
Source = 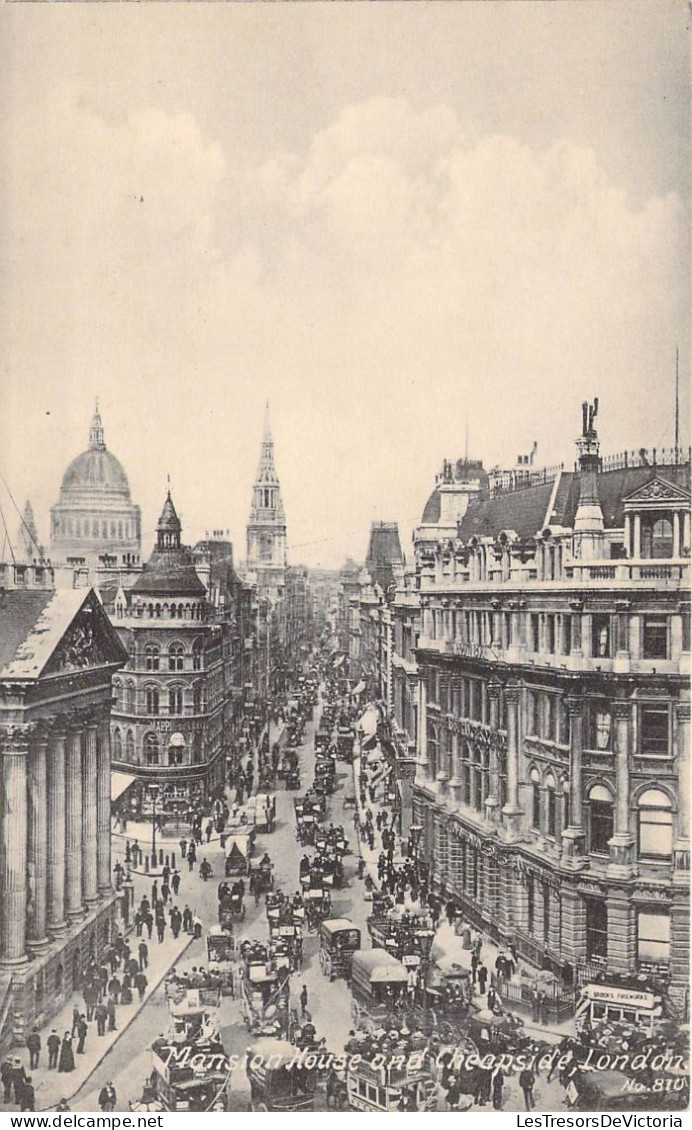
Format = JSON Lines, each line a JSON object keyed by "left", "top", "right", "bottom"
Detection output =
{"left": 0, "top": 731, "right": 29, "bottom": 965}
{"left": 673, "top": 511, "right": 681, "bottom": 558}
{"left": 501, "top": 685, "right": 522, "bottom": 838}
{"left": 27, "top": 736, "right": 49, "bottom": 950}
{"left": 673, "top": 700, "right": 690, "bottom": 883}
{"left": 561, "top": 695, "right": 586, "bottom": 864}
{"left": 82, "top": 723, "right": 99, "bottom": 906}
{"left": 415, "top": 674, "right": 429, "bottom": 785}
{"left": 47, "top": 730, "right": 67, "bottom": 935}
{"left": 633, "top": 513, "right": 642, "bottom": 557}
{"left": 608, "top": 699, "right": 635, "bottom": 877}
{"left": 570, "top": 607, "right": 583, "bottom": 658}
{"left": 97, "top": 718, "right": 113, "bottom": 894}
{"left": 65, "top": 727, "right": 85, "bottom": 922}
{"left": 485, "top": 682, "right": 501, "bottom": 823}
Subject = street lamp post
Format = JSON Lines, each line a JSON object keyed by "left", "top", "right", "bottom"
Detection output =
{"left": 149, "top": 784, "right": 160, "bottom": 868}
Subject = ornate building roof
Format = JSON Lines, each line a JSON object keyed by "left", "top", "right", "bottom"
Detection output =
{"left": 58, "top": 403, "right": 132, "bottom": 503}
{"left": 131, "top": 490, "right": 206, "bottom": 597}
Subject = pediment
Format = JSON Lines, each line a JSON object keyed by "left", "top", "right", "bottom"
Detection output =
{"left": 622, "top": 476, "right": 691, "bottom": 507}
{"left": 42, "top": 592, "right": 127, "bottom": 677}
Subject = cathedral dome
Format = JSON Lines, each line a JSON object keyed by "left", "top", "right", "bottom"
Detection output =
{"left": 58, "top": 406, "right": 131, "bottom": 501}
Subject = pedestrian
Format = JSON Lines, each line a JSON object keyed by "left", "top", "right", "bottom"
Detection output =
{"left": 47, "top": 1030, "right": 60, "bottom": 1070}
{"left": 138, "top": 940, "right": 149, "bottom": 970}
{"left": 99, "top": 1082, "right": 117, "bottom": 1111}
{"left": 171, "top": 869, "right": 181, "bottom": 896}
{"left": 151, "top": 881, "right": 158, "bottom": 905}
{"left": 179, "top": 838, "right": 187, "bottom": 860}
{"left": 107, "top": 996, "right": 117, "bottom": 1032}
{"left": 161, "top": 881, "right": 170, "bottom": 904}
{"left": 135, "top": 971, "right": 148, "bottom": 1001}
{"left": 205, "top": 820, "right": 213, "bottom": 843}
{"left": 538, "top": 988, "right": 549, "bottom": 1026}
{"left": 95, "top": 1004, "right": 107, "bottom": 1037}
{"left": 54, "top": 1099, "right": 72, "bottom": 1112}
{"left": 519, "top": 1067, "right": 536, "bottom": 1111}
{"left": 145, "top": 912, "right": 154, "bottom": 940}
{"left": 445, "top": 1074, "right": 461, "bottom": 1111}
{"left": 20, "top": 1076, "right": 35, "bottom": 1113}
{"left": 492, "top": 1067, "right": 504, "bottom": 1111}
{"left": 71, "top": 1005, "right": 80, "bottom": 1038}
{"left": 300, "top": 984, "right": 309, "bottom": 1019}
{"left": 26, "top": 1028, "right": 41, "bottom": 1070}
{"left": 84, "top": 982, "right": 97, "bottom": 1020}
{"left": 108, "top": 975, "right": 121, "bottom": 1004}
{"left": 471, "top": 950, "right": 479, "bottom": 985}
{"left": 495, "top": 953, "right": 507, "bottom": 982}
{"left": 134, "top": 910, "right": 143, "bottom": 938}
{"left": 156, "top": 918, "right": 165, "bottom": 943}
{"left": 487, "top": 986, "right": 498, "bottom": 1012}
{"left": 1, "top": 1058, "right": 13, "bottom": 1102}
{"left": 182, "top": 906, "right": 193, "bottom": 933}
{"left": 76, "top": 1016, "right": 88, "bottom": 1055}
{"left": 58, "top": 1034, "right": 75, "bottom": 1074}
{"left": 477, "top": 962, "right": 488, "bottom": 995}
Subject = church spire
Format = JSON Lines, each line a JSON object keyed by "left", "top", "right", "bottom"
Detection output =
{"left": 89, "top": 399, "right": 105, "bottom": 450}
{"left": 263, "top": 399, "right": 272, "bottom": 444}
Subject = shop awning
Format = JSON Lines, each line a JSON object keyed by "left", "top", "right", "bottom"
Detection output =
{"left": 357, "top": 707, "right": 378, "bottom": 739}
{"left": 111, "top": 772, "right": 136, "bottom": 801}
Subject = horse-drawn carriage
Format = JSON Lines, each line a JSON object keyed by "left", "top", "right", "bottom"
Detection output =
{"left": 303, "top": 886, "right": 331, "bottom": 932}
{"left": 240, "top": 948, "right": 291, "bottom": 1038}
{"left": 248, "top": 793, "right": 276, "bottom": 833}
{"left": 206, "top": 926, "right": 236, "bottom": 995}
{"left": 246, "top": 1039, "right": 316, "bottom": 1112}
{"left": 318, "top": 918, "right": 360, "bottom": 982}
{"left": 349, "top": 949, "right": 408, "bottom": 1028}
{"left": 249, "top": 855, "right": 274, "bottom": 900}
{"left": 218, "top": 879, "right": 245, "bottom": 925}
{"left": 225, "top": 834, "right": 252, "bottom": 877}
{"left": 269, "top": 923, "right": 303, "bottom": 973}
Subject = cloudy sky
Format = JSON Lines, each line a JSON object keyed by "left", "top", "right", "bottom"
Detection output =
{"left": 1, "top": 2, "right": 688, "bottom": 568}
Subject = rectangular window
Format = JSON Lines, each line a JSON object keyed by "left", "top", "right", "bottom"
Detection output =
{"left": 588, "top": 700, "right": 612, "bottom": 750}
{"left": 585, "top": 898, "right": 608, "bottom": 959}
{"left": 547, "top": 790, "right": 557, "bottom": 837}
{"left": 545, "top": 615, "right": 555, "bottom": 654}
{"left": 593, "top": 614, "right": 612, "bottom": 658}
{"left": 589, "top": 801, "right": 613, "bottom": 855}
{"left": 642, "top": 617, "right": 669, "bottom": 660}
{"left": 532, "top": 783, "right": 541, "bottom": 829}
{"left": 640, "top": 706, "right": 670, "bottom": 757}
{"left": 530, "top": 614, "right": 539, "bottom": 652}
{"left": 639, "top": 809, "right": 673, "bottom": 860}
{"left": 637, "top": 910, "right": 671, "bottom": 965}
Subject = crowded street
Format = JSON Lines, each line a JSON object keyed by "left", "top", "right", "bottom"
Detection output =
{"left": 3, "top": 642, "right": 685, "bottom": 1116}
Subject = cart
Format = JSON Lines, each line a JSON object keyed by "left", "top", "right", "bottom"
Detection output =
{"left": 225, "top": 835, "right": 252, "bottom": 877}
{"left": 150, "top": 1043, "right": 230, "bottom": 1111}
{"left": 246, "top": 1039, "right": 316, "bottom": 1112}
{"left": 249, "top": 858, "right": 275, "bottom": 898}
{"left": 240, "top": 964, "right": 290, "bottom": 1038}
{"left": 349, "top": 949, "right": 409, "bottom": 1028}
{"left": 303, "top": 887, "right": 331, "bottom": 932}
{"left": 318, "top": 918, "right": 360, "bottom": 982}
{"left": 206, "top": 927, "right": 236, "bottom": 996}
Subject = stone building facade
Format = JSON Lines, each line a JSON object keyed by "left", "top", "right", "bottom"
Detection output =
{"left": 0, "top": 565, "right": 126, "bottom": 1050}
{"left": 108, "top": 493, "right": 226, "bottom": 819}
{"left": 409, "top": 406, "right": 690, "bottom": 1012}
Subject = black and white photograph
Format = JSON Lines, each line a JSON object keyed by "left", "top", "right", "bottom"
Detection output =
{"left": 0, "top": 0, "right": 689, "bottom": 1117}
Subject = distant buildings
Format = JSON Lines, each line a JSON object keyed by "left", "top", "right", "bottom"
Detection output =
{"left": 245, "top": 403, "right": 287, "bottom": 606}
{"left": 50, "top": 404, "right": 141, "bottom": 575}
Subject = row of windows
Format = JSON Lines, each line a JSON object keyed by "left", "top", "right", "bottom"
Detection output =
{"left": 135, "top": 641, "right": 204, "bottom": 671}
{"left": 128, "top": 602, "right": 205, "bottom": 621}
{"left": 112, "top": 727, "right": 203, "bottom": 766}
{"left": 585, "top": 899, "right": 671, "bottom": 966}
{"left": 54, "top": 516, "right": 137, "bottom": 540}
{"left": 529, "top": 777, "right": 676, "bottom": 862}
{"left": 113, "top": 683, "right": 207, "bottom": 714}
{"left": 427, "top": 669, "right": 675, "bottom": 758}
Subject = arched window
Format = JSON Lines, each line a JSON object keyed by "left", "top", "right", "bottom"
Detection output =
{"left": 112, "top": 728, "right": 122, "bottom": 760}
{"left": 193, "top": 682, "right": 203, "bottom": 714}
{"left": 145, "top": 685, "right": 159, "bottom": 715}
{"left": 155, "top": 604, "right": 161, "bottom": 619}
{"left": 530, "top": 768, "right": 541, "bottom": 829}
{"left": 192, "top": 639, "right": 203, "bottom": 671}
{"left": 145, "top": 645, "right": 159, "bottom": 672}
{"left": 638, "top": 789, "right": 673, "bottom": 860}
{"left": 169, "top": 643, "right": 184, "bottom": 672}
{"left": 126, "top": 729, "right": 135, "bottom": 762}
{"left": 144, "top": 733, "right": 159, "bottom": 766}
{"left": 588, "top": 784, "right": 614, "bottom": 855}
{"left": 642, "top": 514, "right": 674, "bottom": 559}
{"left": 526, "top": 690, "right": 538, "bottom": 736}
{"left": 112, "top": 680, "right": 122, "bottom": 709}
{"left": 169, "top": 686, "right": 183, "bottom": 715}
{"left": 124, "top": 681, "right": 135, "bottom": 711}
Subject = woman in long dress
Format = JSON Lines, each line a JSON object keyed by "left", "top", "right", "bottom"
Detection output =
{"left": 58, "top": 1033, "right": 75, "bottom": 1073}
